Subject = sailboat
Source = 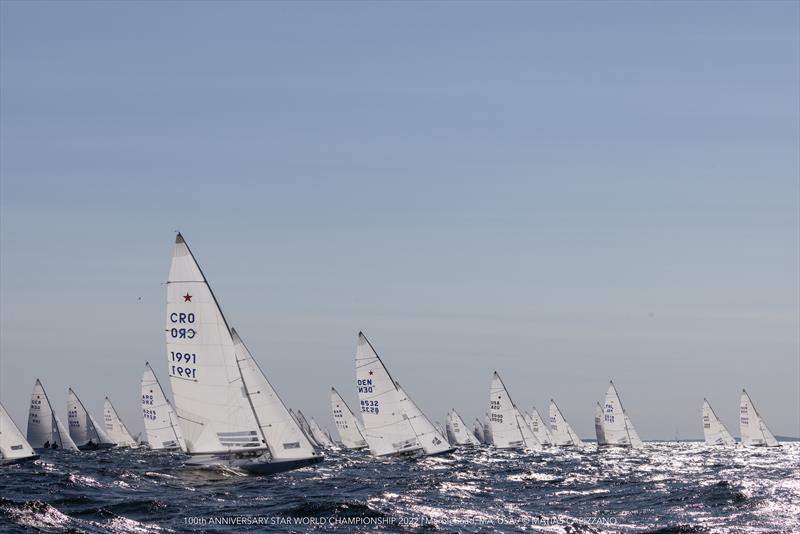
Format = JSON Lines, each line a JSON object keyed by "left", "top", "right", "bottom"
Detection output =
{"left": 104, "top": 398, "right": 138, "bottom": 448}
{"left": 488, "top": 372, "right": 542, "bottom": 450}
{"left": 165, "top": 234, "right": 322, "bottom": 473}
{"left": 483, "top": 414, "right": 493, "bottom": 446}
{"left": 445, "top": 409, "right": 480, "bottom": 447}
{"left": 330, "top": 387, "right": 368, "bottom": 449}
{"left": 702, "top": 398, "right": 736, "bottom": 446}
{"left": 594, "top": 402, "right": 607, "bottom": 446}
{"left": 67, "top": 388, "right": 116, "bottom": 450}
{"left": 308, "top": 417, "right": 337, "bottom": 449}
{"left": 355, "top": 332, "right": 450, "bottom": 457}
{"left": 739, "top": 389, "right": 780, "bottom": 447}
{"left": 1, "top": 402, "right": 38, "bottom": 464}
{"left": 290, "top": 408, "right": 320, "bottom": 448}
{"left": 549, "top": 399, "right": 584, "bottom": 447}
{"left": 27, "top": 379, "right": 78, "bottom": 451}
{"left": 528, "top": 407, "right": 553, "bottom": 446}
{"left": 141, "top": 362, "right": 187, "bottom": 451}
{"left": 600, "top": 381, "right": 643, "bottom": 449}
{"left": 294, "top": 410, "right": 323, "bottom": 448}
{"left": 472, "top": 417, "right": 486, "bottom": 444}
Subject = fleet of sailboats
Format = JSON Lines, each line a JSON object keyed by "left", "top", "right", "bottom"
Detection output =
{"left": 2, "top": 234, "right": 792, "bottom": 473}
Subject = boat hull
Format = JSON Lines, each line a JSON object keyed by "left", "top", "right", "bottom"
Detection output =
{"left": 77, "top": 443, "right": 116, "bottom": 451}
{"left": 185, "top": 451, "right": 324, "bottom": 475}
{"left": 1, "top": 454, "right": 39, "bottom": 465}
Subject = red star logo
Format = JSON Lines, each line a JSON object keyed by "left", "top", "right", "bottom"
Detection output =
{"left": 368, "top": 370, "right": 373, "bottom": 375}
{"left": 183, "top": 293, "right": 192, "bottom": 302}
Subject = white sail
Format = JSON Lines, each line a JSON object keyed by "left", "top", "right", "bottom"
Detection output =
{"left": 739, "top": 389, "right": 780, "bottom": 447}
{"left": 472, "top": 418, "right": 486, "bottom": 444}
{"left": 165, "top": 234, "right": 265, "bottom": 454}
{"left": 67, "top": 388, "right": 115, "bottom": 449}
{"left": 549, "top": 399, "right": 584, "bottom": 447}
{"left": 488, "top": 372, "right": 541, "bottom": 450}
{"left": 395, "top": 382, "right": 452, "bottom": 455}
{"left": 483, "top": 414, "right": 493, "bottom": 445}
{"left": 308, "top": 418, "right": 337, "bottom": 449}
{"left": 529, "top": 407, "right": 553, "bottom": 446}
{"left": 141, "top": 362, "right": 187, "bottom": 451}
{"left": 330, "top": 387, "right": 368, "bottom": 449}
{"left": 355, "top": 333, "right": 423, "bottom": 457}
{"left": 1, "top": 402, "right": 37, "bottom": 463}
{"left": 594, "top": 402, "right": 607, "bottom": 446}
{"left": 104, "top": 398, "right": 137, "bottom": 448}
{"left": 702, "top": 398, "right": 736, "bottom": 446}
{"left": 27, "top": 379, "right": 78, "bottom": 451}
{"left": 290, "top": 408, "right": 319, "bottom": 447}
{"left": 446, "top": 409, "right": 480, "bottom": 446}
{"left": 602, "top": 381, "right": 642, "bottom": 448}
{"left": 232, "top": 328, "right": 320, "bottom": 462}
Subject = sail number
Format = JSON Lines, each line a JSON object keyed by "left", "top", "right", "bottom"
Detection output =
{"left": 171, "top": 365, "right": 197, "bottom": 379}
{"left": 143, "top": 408, "right": 157, "bottom": 421}
{"left": 360, "top": 399, "right": 379, "bottom": 414}
{"left": 169, "top": 313, "right": 196, "bottom": 339}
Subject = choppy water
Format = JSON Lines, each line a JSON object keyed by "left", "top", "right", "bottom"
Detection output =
{"left": 1, "top": 443, "right": 798, "bottom": 533}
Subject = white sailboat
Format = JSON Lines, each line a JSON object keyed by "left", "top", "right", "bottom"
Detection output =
{"left": 472, "top": 417, "right": 486, "bottom": 444}
{"left": 445, "top": 409, "right": 480, "bottom": 447}
{"left": 601, "top": 381, "right": 642, "bottom": 449}
{"left": 354, "top": 332, "right": 428, "bottom": 457}
{"left": 395, "top": 381, "right": 452, "bottom": 455}
{"left": 294, "top": 410, "right": 322, "bottom": 449}
{"left": 549, "top": 399, "right": 584, "bottom": 447}
{"left": 594, "top": 402, "right": 607, "bottom": 446}
{"left": 67, "top": 388, "right": 115, "bottom": 450}
{"left": 702, "top": 398, "right": 736, "bottom": 446}
{"left": 739, "top": 389, "right": 780, "bottom": 447}
{"left": 290, "top": 408, "right": 320, "bottom": 448}
{"left": 488, "top": 372, "right": 542, "bottom": 450}
{"left": 1, "top": 402, "right": 38, "bottom": 464}
{"left": 528, "top": 407, "right": 553, "bottom": 446}
{"left": 165, "top": 234, "right": 322, "bottom": 473}
{"left": 308, "top": 417, "right": 337, "bottom": 450}
{"left": 27, "top": 379, "right": 78, "bottom": 451}
{"left": 141, "top": 362, "right": 187, "bottom": 451}
{"left": 483, "top": 414, "right": 493, "bottom": 445}
{"left": 330, "top": 387, "right": 368, "bottom": 449}
{"left": 104, "top": 398, "right": 138, "bottom": 448}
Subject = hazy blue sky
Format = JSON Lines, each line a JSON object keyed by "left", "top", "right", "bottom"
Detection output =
{"left": 1, "top": 1, "right": 798, "bottom": 441}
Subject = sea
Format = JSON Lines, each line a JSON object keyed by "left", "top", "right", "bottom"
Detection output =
{"left": 1, "top": 443, "right": 798, "bottom": 533}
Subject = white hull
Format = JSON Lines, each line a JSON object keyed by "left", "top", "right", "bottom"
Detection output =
{"left": 185, "top": 450, "right": 323, "bottom": 474}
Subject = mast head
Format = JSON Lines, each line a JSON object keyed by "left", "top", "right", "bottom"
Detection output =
{"left": 175, "top": 233, "right": 185, "bottom": 244}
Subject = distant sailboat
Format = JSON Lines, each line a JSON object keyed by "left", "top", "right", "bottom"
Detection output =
{"left": 355, "top": 332, "right": 447, "bottom": 457}
{"left": 528, "top": 407, "right": 553, "bottom": 446}
{"left": 308, "top": 417, "right": 337, "bottom": 450}
{"left": 601, "top": 381, "right": 642, "bottom": 449}
{"left": 294, "top": 410, "right": 322, "bottom": 449}
{"left": 330, "top": 387, "right": 368, "bottom": 450}
{"left": 141, "top": 362, "right": 187, "bottom": 451}
{"left": 67, "top": 388, "right": 115, "bottom": 450}
{"left": 1, "top": 402, "right": 38, "bottom": 464}
{"left": 594, "top": 402, "right": 607, "bottom": 446}
{"left": 165, "top": 234, "right": 322, "bottom": 473}
{"left": 549, "top": 399, "right": 584, "bottom": 447}
{"left": 104, "top": 398, "right": 137, "bottom": 448}
{"left": 702, "top": 398, "right": 736, "bottom": 446}
{"left": 446, "top": 409, "right": 480, "bottom": 447}
{"left": 290, "top": 408, "right": 320, "bottom": 448}
{"left": 472, "top": 417, "right": 486, "bottom": 444}
{"left": 488, "top": 372, "right": 542, "bottom": 450}
{"left": 395, "top": 381, "right": 452, "bottom": 455}
{"left": 739, "top": 389, "right": 779, "bottom": 447}
{"left": 27, "top": 379, "right": 78, "bottom": 451}
{"left": 483, "top": 414, "right": 493, "bottom": 446}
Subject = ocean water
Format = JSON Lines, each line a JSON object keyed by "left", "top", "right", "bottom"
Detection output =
{"left": 1, "top": 443, "right": 798, "bottom": 533}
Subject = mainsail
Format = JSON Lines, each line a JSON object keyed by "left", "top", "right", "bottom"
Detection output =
{"left": 702, "top": 398, "right": 736, "bottom": 446}
{"left": 488, "top": 372, "right": 542, "bottom": 450}
{"left": 330, "top": 387, "right": 368, "bottom": 449}
{"left": 1, "top": 402, "right": 37, "bottom": 463}
{"left": 472, "top": 417, "right": 486, "bottom": 444}
{"left": 529, "top": 407, "right": 553, "bottom": 446}
{"left": 594, "top": 402, "right": 607, "bottom": 446}
{"left": 446, "top": 409, "right": 480, "bottom": 446}
{"left": 602, "top": 381, "right": 642, "bottom": 449}
{"left": 165, "top": 234, "right": 321, "bottom": 472}
{"left": 483, "top": 414, "right": 493, "bottom": 445}
{"left": 27, "top": 379, "right": 78, "bottom": 451}
{"left": 67, "top": 388, "right": 115, "bottom": 449}
{"left": 231, "top": 328, "right": 319, "bottom": 461}
{"left": 141, "top": 362, "right": 187, "bottom": 451}
{"left": 395, "top": 381, "right": 452, "bottom": 455}
{"left": 309, "top": 417, "right": 337, "bottom": 449}
{"left": 104, "top": 398, "right": 137, "bottom": 448}
{"left": 549, "top": 399, "right": 584, "bottom": 447}
{"left": 355, "top": 332, "right": 422, "bottom": 457}
{"left": 739, "top": 389, "right": 780, "bottom": 447}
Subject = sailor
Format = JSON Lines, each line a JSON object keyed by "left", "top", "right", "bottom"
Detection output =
{"left": 43, "top": 440, "right": 51, "bottom": 449}
{"left": 86, "top": 439, "right": 96, "bottom": 449}
{"left": 51, "top": 442, "right": 59, "bottom": 450}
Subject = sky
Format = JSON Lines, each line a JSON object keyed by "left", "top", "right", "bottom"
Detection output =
{"left": 1, "top": 1, "right": 798, "bottom": 442}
